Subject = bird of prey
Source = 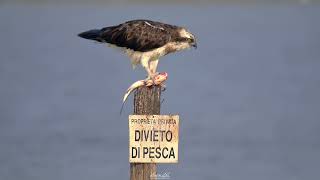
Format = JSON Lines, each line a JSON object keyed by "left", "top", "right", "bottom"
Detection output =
{"left": 78, "top": 19, "right": 197, "bottom": 83}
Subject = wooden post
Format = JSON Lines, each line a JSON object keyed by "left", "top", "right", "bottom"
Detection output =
{"left": 130, "top": 85, "right": 161, "bottom": 180}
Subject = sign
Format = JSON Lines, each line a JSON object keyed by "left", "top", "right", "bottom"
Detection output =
{"left": 129, "top": 115, "right": 179, "bottom": 163}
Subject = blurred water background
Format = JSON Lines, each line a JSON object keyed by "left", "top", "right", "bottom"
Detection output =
{"left": 0, "top": 1, "right": 320, "bottom": 179}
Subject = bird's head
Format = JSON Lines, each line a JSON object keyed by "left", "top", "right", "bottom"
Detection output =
{"left": 176, "top": 28, "right": 197, "bottom": 49}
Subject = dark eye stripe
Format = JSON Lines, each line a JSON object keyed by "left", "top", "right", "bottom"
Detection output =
{"left": 176, "top": 37, "right": 193, "bottom": 42}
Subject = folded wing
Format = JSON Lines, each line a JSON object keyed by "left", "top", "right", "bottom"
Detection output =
{"left": 99, "top": 20, "right": 175, "bottom": 52}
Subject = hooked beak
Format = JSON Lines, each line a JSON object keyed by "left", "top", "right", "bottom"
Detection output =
{"left": 192, "top": 41, "right": 197, "bottom": 49}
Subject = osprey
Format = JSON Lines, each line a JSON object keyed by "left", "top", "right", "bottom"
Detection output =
{"left": 78, "top": 19, "right": 197, "bottom": 83}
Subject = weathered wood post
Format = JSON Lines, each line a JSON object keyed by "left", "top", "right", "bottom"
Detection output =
{"left": 130, "top": 85, "right": 161, "bottom": 180}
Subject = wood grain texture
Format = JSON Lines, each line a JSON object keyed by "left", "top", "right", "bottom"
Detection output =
{"left": 130, "top": 86, "right": 161, "bottom": 180}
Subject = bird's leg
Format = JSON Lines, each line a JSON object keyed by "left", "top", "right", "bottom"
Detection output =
{"left": 150, "top": 59, "right": 159, "bottom": 75}
{"left": 149, "top": 59, "right": 160, "bottom": 84}
{"left": 141, "top": 57, "right": 153, "bottom": 80}
{"left": 141, "top": 58, "right": 167, "bottom": 87}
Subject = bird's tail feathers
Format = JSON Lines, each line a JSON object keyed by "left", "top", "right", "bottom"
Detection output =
{"left": 78, "top": 29, "right": 102, "bottom": 41}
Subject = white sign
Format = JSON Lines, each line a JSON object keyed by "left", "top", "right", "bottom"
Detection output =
{"left": 129, "top": 115, "right": 179, "bottom": 163}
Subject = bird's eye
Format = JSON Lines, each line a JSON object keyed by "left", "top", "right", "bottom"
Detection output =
{"left": 189, "top": 38, "right": 194, "bottom": 43}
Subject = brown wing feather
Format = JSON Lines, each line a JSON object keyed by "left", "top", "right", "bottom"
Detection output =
{"left": 99, "top": 20, "right": 179, "bottom": 52}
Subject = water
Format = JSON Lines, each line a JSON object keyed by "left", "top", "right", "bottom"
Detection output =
{"left": 0, "top": 4, "right": 320, "bottom": 180}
